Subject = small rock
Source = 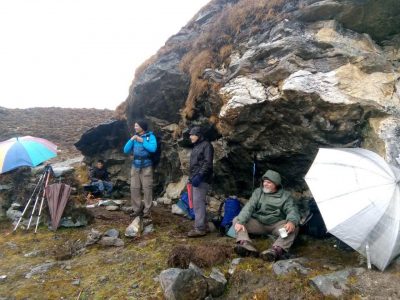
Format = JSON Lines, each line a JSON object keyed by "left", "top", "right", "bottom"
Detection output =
{"left": 121, "top": 206, "right": 135, "bottom": 213}
{"left": 105, "top": 205, "right": 119, "bottom": 211}
{"left": 65, "top": 265, "right": 72, "bottom": 270}
{"left": 24, "top": 250, "right": 41, "bottom": 258}
{"left": 72, "top": 279, "right": 80, "bottom": 286}
{"left": 310, "top": 267, "right": 365, "bottom": 297}
{"left": 171, "top": 204, "right": 186, "bottom": 216}
{"left": 26, "top": 262, "right": 58, "bottom": 279}
{"left": 0, "top": 275, "right": 7, "bottom": 282}
{"left": 131, "top": 283, "right": 139, "bottom": 289}
{"left": 143, "top": 224, "right": 154, "bottom": 235}
{"left": 85, "top": 229, "right": 102, "bottom": 246}
{"left": 98, "top": 237, "right": 124, "bottom": 247}
{"left": 104, "top": 228, "right": 120, "bottom": 238}
{"left": 273, "top": 258, "right": 310, "bottom": 275}
{"left": 99, "top": 275, "right": 109, "bottom": 283}
{"left": 228, "top": 258, "right": 242, "bottom": 275}
{"left": 125, "top": 216, "right": 143, "bottom": 238}
{"left": 5, "top": 242, "right": 18, "bottom": 250}
{"left": 6, "top": 207, "right": 22, "bottom": 222}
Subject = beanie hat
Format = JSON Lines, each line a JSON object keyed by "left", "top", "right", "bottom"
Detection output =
{"left": 189, "top": 126, "right": 202, "bottom": 137}
{"left": 262, "top": 170, "right": 282, "bottom": 186}
{"left": 136, "top": 120, "right": 148, "bottom": 132}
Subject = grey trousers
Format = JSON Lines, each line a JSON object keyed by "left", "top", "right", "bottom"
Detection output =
{"left": 130, "top": 166, "right": 153, "bottom": 214}
{"left": 233, "top": 217, "right": 298, "bottom": 252}
{"left": 192, "top": 182, "right": 209, "bottom": 231}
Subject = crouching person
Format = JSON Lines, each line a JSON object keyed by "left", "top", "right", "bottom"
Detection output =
{"left": 233, "top": 169, "right": 300, "bottom": 261}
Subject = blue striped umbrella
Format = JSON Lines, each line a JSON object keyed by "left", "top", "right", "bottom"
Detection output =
{"left": 0, "top": 136, "right": 57, "bottom": 174}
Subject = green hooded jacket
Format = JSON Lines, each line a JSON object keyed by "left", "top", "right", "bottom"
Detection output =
{"left": 236, "top": 171, "right": 300, "bottom": 226}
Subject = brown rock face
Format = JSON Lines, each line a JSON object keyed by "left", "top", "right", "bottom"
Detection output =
{"left": 78, "top": 0, "right": 400, "bottom": 197}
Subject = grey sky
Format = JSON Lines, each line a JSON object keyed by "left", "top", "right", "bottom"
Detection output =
{"left": 0, "top": 0, "right": 210, "bottom": 109}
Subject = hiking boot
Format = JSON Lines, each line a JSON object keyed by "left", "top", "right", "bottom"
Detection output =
{"left": 187, "top": 229, "right": 207, "bottom": 238}
{"left": 130, "top": 211, "right": 143, "bottom": 218}
{"left": 234, "top": 241, "right": 259, "bottom": 257}
{"left": 260, "top": 246, "right": 284, "bottom": 262}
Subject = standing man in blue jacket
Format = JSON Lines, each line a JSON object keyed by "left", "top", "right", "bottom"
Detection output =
{"left": 123, "top": 120, "right": 157, "bottom": 219}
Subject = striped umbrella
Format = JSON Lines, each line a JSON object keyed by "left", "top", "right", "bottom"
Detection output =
{"left": 0, "top": 136, "right": 57, "bottom": 174}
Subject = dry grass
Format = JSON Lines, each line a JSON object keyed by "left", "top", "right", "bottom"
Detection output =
{"left": 167, "top": 244, "right": 232, "bottom": 268}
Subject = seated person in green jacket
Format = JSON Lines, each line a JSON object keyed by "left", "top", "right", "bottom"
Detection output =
{"left": 233, "top": 169, "right": 300, "bottom": 262}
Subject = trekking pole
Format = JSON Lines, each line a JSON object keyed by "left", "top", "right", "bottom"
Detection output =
{"left": 34, "top": 166, "right": 52, "bottom": 233}
{"left": 26, "top": 176, "right": 46, "bottom": 230}
{"left": 13, "top": 171, "right": 46, "bottom": 232}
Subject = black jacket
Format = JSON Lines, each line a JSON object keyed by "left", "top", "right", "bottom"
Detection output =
{"left": 90, "top": 167, "right": 110, "bottom": 182}
{"left": 189, "top": 138, "right": 214, "bottom": 184}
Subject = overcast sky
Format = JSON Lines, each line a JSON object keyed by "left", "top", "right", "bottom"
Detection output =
{"left": 0, "top": 0, "right": 210, "bottom": 110}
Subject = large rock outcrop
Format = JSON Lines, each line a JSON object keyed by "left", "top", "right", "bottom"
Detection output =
{"left": 77, "top": 0, "right": 400, "bottom": 198}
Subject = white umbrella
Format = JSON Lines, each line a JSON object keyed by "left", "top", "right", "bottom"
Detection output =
{"left": 305, "top": 148, "right": 400, "bottom": 271}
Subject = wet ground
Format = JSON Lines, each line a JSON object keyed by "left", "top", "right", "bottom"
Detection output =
{"left": 0, "top": 205, "right": 399, "bottom": 299}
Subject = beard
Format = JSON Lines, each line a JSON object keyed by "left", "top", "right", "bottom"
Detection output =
{"left": 263, "top": 187, "right": 273, "bottom": 194}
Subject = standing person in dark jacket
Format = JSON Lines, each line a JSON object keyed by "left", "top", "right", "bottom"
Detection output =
{"left": 89, "top": 160, "right": 113, "bottom": 197}
{"left": 187, "top": 126, "right": 214, "bottom": 237}
{"left": 123, "top": 120, "right": 157, "bottom": 219}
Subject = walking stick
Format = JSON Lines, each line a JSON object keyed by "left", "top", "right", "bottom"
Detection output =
{"left": 34, "top": 166, "right": 52, "bottom": 233}
{"left": 26, "top": 179, "right": 46, "bottom": 230}
{"left": 13, "top": 171, "right": 45, "bottom": 232}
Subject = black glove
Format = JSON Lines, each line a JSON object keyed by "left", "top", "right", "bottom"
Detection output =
{"left": 191, "top": 174, "right": 203, "bottom": 187}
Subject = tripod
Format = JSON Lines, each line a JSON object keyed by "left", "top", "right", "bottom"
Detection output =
{"left": 13, "top": 165, "right": 53, "bottom": 232}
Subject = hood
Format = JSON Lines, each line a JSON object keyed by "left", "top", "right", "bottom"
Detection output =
{"left": 262, "top": 169, "right": 282, "bottom": 186}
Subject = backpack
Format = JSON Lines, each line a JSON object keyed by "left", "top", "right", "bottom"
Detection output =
{"left": 177, "top": 192, "right": 195, "bottom": 219}
{"left": 213, "top": 197, "right": 242, "bottom": 235}
{"left": 144, "top": 132, "right": 162, "bottom": 168}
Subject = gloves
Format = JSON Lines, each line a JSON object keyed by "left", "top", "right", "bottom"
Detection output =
{"left": 191, "top": 174, "right": 203, "bottom": 187}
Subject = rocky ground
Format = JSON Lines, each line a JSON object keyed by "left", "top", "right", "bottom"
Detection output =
{"left": 1, "top": 205, "right": 400, "bottom": 299}
{"left": 0, "top": 107, "right": 114, "bottom": 161}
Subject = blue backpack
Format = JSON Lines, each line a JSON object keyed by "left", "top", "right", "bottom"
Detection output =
{"left": 177, "top": 192, "right": 195, "bottom": 220}
{"left": 214, "top": 197, "right": 241, "bottom": 234}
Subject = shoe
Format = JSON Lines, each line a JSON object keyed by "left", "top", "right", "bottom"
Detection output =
{"left": 260, "top": 246, "right": 283, "bottom": 262}
{"left": 234, "top": 241, "right": 259, "bottom": 257}
{"left": 130, "top": 211, "right": 143, "bottom": 218}
{"left": 187, "top": 229, "right": 207, "bottom": 237}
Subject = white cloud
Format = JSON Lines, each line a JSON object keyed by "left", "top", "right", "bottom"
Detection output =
{"left": 0, "top": 0, "right": 210, "bottom": 109}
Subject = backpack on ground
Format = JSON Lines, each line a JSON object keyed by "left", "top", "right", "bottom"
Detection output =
{"left": 177, "top": 191, "right": 195, "bottom": 220}
{"left": 213, "top": 197, "right": 241, "bottom": 235}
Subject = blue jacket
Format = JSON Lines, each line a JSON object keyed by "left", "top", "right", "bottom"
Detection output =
{"left": 123, "top": 131, "right": 157, "bottom": 169}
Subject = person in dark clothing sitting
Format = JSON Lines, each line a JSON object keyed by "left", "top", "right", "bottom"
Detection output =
{"left": 89, "top": 160, "right": 113, "bottom": 197}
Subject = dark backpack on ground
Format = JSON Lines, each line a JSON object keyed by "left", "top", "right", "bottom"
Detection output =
{"left": 303, "top": 200, "right": 328, "bottom": 238}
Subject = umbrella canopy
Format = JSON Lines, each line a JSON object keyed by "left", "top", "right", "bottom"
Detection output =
{"left": 0, "top": 136, "right": 57, "bottom": 174}
{"left": 305, "top": 148, "right": 400, "bottom": 271}
{"left": 45, "top": 183, "right": 71, "bottom": 230}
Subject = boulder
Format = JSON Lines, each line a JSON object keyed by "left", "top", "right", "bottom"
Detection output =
{"left": 206, "top": 268, "right": 227, "bottom": 297}
{"left": 160, "top": 268, "right": 208, "bottom": 300}
{"left": 165, "top": 176, "right": 188, "bottom": 200}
